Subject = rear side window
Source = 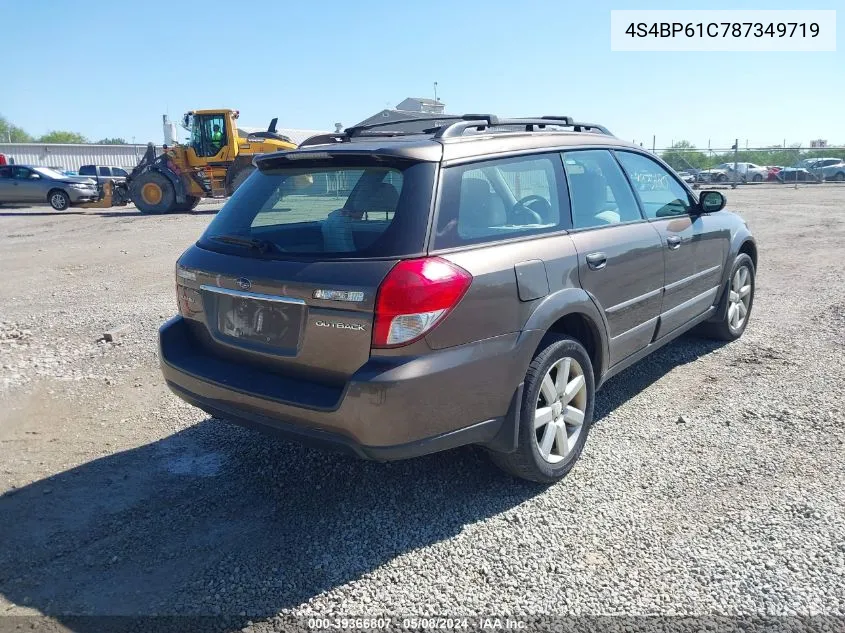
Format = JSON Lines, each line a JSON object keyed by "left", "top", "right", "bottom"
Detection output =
{"left": 200, "top": 159, "right": 435, "bottom": 259}
{"left": 99, "top": 167, "right": 111, "bottom": 176}
{"left": 79, "top": 166, "right": 95, "bottom": 175}
{"left": 0, "top": 167, "right": 11, "bottom": 179}
{"left": 562, "top": 150, "right": 642, "bottom": 229}
{"left": 434, "top": 153, "right": 564, "bottom": 249}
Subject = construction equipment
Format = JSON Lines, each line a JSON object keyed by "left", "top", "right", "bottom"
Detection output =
{"left": 128, "top": 109, "right": 297, "bottom": 214}
{"left": 80, "top": 179, "right": 131, "bottom": 209}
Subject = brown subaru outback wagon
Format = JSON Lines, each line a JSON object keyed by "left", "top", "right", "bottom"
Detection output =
{"left": 159, "top": 115, "right": 756, "bottom": 483}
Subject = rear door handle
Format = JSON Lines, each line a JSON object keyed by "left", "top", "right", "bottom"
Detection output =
{"left": 667, "top": 236, "right": 682, "bottom": 250}
{"left": 586, "top": 252, "right": 607, "bottom": 270}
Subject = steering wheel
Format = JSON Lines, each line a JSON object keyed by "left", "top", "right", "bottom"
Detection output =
{"left": 512, "top": 195, "right": 549, "bottom": 224}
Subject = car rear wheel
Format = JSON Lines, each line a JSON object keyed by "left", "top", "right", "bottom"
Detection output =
{"left": 834, "top": 172, "right": 845, "bottom": 182}
{"left": 48, "top": 189, "right": 70, "bottom": 211}
{"left": 753, "top": 174, "right": 763, "bottom": 182}
{"left": 488, "top": 336, "right": 594, "bottom": 484}
{"left": 716, "top": 173, "right": 728, "bottom": 183}
{"left": 700, "top": 253, "right": 755, "bottom": 341}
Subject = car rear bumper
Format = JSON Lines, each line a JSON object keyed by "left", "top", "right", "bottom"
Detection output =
{"left": 159, "top": 316, "right": 531, "bottom": 460}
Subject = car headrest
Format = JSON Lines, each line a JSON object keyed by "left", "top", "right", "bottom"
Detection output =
{"left": 370, "top": 182, "right": 399, "bottom": 212}
{"left": 568, "top": 171, "right": 607, "bottom": 217}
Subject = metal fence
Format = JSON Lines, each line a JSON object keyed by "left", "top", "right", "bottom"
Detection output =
{"left": 644, "top": 143, "right": 845, "bottom": 183}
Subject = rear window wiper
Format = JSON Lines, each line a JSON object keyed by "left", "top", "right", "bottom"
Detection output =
{"left": 209, "top": 234, "right": 281, "bottom": 254}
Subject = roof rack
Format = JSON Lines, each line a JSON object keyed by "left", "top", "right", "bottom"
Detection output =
{"left": 297, "top": 114, "right": 613, "bottom": 148}
{"left": 343, "top": 116, "right": 465, "bottom": 139}
{"left": 433, "top": 116, "right": 613, "bottom": 138}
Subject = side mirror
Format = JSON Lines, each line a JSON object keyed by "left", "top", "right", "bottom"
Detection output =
{"left": 29, "top": 174, "right": 41, "bottom": 180}
{"left": 698, "top": 190, "right": 726, "bottom": 214}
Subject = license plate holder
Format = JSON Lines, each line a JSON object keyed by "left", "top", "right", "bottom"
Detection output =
{"left": 216, "top": 295, "right": 303, "bottom": 349}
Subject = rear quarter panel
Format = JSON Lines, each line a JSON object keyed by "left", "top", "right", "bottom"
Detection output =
{"left": 426, "top": 233, "right": 583, "bottom": 349}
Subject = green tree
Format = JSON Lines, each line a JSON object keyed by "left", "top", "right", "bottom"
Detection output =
{"left": 0, "top": 115, "right": 34, "bottom": 142}
{"left": 660, "top": 140, "right": 708, "bottom": 171}
{"left": 38, "top": 130, "right": 88, "bottom": 144}
{"left": 96, "top": 137, "right": 127, "bottom": 145}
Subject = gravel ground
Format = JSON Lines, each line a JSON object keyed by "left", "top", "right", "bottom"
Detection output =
{"left": 0, "top": 187, "right": 844, "bottom": 632}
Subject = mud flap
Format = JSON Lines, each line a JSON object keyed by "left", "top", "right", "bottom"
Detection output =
{"left": 482, "top": 383, "right": 524, "bottom": 453}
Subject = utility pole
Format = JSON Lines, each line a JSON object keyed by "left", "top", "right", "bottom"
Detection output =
{"left": 732, "top": 138, "right": 739, "bottom": 189}
{"left": 433, "top": 81, "right": 439, "bottom": 103}
{"left": 652, "top": 135, "right": 656, "bottom": 152}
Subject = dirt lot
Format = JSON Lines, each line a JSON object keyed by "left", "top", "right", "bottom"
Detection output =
{"left": 1, "top": 187, "right": 844, "bottom": 630}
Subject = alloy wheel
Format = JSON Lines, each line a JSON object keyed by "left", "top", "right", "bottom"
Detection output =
{"left": 51, "top": 193, "right": 67, "bottom": 210}
{"left": 533, "top": 357, "right": 587, "bottom": 463}
{"left": 728, "top": 266, "right": 752, "bottom": 330}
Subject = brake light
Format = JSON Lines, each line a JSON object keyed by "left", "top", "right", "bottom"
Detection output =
{"left": 373, "top": 257, "right": 472, "bottom": 348}
{"left": 175, "top": 266, "right": 202, "bottom": 316}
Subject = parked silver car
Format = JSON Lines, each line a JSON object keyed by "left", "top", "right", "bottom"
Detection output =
{"left": 808, "top": 157, "right": 845, "bottom": 182}
{"left": 0, "top": 165, "right": 99, "bottom": 210}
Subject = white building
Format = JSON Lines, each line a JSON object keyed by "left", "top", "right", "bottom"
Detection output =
{"left": 0, "top": 143, "right": 159, "bottom": 171}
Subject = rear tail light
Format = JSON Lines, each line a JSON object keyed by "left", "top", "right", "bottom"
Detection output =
{"left": 373, "top": 257, "right": 472, "bottom": 348}
{"left": 175, "top": 265, "right": 202, "bottom": 316}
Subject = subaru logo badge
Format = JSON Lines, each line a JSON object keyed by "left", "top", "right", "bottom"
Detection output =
{"left": 236, "top": 277, "right": 252, "bottom": 291}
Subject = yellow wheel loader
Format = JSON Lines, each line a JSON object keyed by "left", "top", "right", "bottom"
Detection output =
{"left": 128, "top": 109, "right": 296, "bottom": 214}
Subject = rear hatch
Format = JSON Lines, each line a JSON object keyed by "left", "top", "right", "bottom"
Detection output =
{"left": 175, "top": 153, "right": 437, "bottom": 387}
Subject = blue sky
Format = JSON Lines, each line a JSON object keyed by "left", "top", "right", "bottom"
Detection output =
{"left": 2, "top": 0, "right": 842, "bottom": 149}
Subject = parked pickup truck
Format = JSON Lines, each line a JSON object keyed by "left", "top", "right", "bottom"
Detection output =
{"left": 78, "top": 165, "right": 130, "bottom": 183}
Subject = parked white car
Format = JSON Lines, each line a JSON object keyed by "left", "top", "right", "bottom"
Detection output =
{"left": 697, "top": 162, "right": 768, "bottom": 184}
{"left": 725, "top": 162, "right": 769, "bottom": 183}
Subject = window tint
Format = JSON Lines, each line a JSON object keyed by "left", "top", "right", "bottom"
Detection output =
{"left": 0, "top": 167, "right": 11, "bottom": 179}
{"left": 79, "top": 166, "right": 95, "bottom": 175}
{"left": 112, "top": 168, "right": 128, "bottom": 177}
{"left": 11, "top": 167, "right": 32, "bottom": 180}
{"left": 99, "top": 167, "right": 111, "bottom": 176}
{"left": 200, "top": 159, "right": 434, "bottom": 259}
{"left": 615, "top": 151, "right": 694, "bottom": 219}
{"left": 562, "top": 150, "right": 642, "bottom": 229}
{"left": 434, "top": 154, "right": 562, "bottom": 248}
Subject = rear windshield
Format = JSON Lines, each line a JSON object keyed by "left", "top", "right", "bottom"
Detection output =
{"left": 199, "top": 158, "right": 435, "bottom": 259}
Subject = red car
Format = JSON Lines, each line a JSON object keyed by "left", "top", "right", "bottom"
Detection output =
{"left": 766, "top": 166, "right": 782, "bottom": 181}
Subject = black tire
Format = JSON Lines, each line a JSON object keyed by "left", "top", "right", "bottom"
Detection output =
{"left": 716, "top": 173, "right": 728, "bottom": 183}
{"left": 834, "top": 172, "right": 845, "bottom": 182}
{"left": 48, "top": 189, "right": 70, "bottom": 211}
{"left": 699, "top": 253, "right": 755, "bottom": 341}
{"left": 488, "top": 336, "right": 595, "bottom": 484}
{"left": 753, "top": 174, "right": 763, "bottom": 182}
{"left": 130, "top": 171, "right": 176, "bottom": 214}
{"left": 172, "top": 196, "right": 201, "bottom": 212}
{"left": 226, "top": 164, "right": 255, "bottom": 195}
